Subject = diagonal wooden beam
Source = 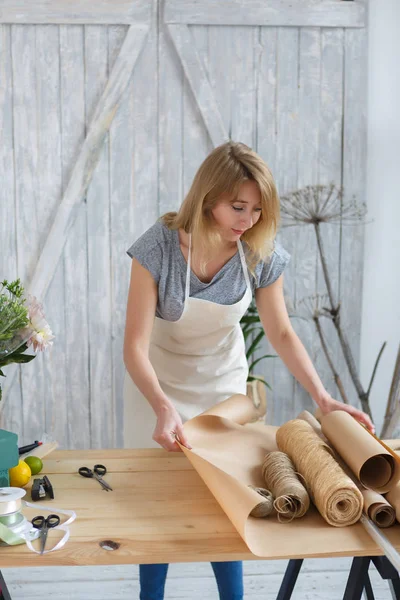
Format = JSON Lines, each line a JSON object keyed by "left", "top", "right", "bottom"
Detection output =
{"left": 0, "top": 0, "right": 150, "bottom": 25}
{"left": 164, "top": 0, "right": 366, "bottom": 28}
{"left": 167, "top": 23, "right": 228, "bottom": 147}
{"left": 0, "top": 23, "right": 149, "bottom": 405}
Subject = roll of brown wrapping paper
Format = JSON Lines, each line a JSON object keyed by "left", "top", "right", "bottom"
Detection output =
{"left": 361, "top": 489, "right": 396, "bottom": 528}
{"left": 297, "top": 410, "right": 327, "bottom": 440}
{"left": 320, "top": 411, "right": 400, "bottom": 494}
{"left": 386, "top": 483, "right": 400, "bottom": 523}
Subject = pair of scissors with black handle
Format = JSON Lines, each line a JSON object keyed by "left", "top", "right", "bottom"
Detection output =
{"left": 32, "top": 514, "right": 60, "bottom": 554}
{"left": 78, "top": 464, "right": 113, "bottom": 491}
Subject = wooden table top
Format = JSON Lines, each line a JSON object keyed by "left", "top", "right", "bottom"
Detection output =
{"left": 1, "top": 449, "right": 400, "bottom": 568}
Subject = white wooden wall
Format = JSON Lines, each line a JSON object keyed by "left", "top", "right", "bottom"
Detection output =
{"left": 0, "top": 0, "right": 368, "bottom": 448}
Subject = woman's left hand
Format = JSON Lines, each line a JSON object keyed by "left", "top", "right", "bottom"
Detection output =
{"left": 319, "top": 396, "right": 375, "bottom": 434}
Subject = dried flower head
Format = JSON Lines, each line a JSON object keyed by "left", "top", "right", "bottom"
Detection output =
{"left": 293, "top": 294, "right": 332, "bottom": 321}
{"left": 280, "top": 184, "right": 367, "bottom": 227}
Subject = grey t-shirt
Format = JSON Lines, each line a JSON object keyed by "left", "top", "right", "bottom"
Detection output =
{"left": 127, "top": 220, "right": 290, "bottom": 322}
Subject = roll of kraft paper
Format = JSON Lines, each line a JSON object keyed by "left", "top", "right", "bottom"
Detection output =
{"left": 386, "top": 482, "right": 400, "bottom": 523}
{"left": 320, "top": 411, "right": 400, "bottom": 494}
{"left": 296, "top": 410, "right": 328, "bottom": 441}
{"left": 361, "top": 489, "right": 396, "bottom": 528}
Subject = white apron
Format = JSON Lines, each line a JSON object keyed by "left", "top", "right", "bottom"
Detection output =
{"left": 123, "top": 235, "right": 252, "bottom": 448}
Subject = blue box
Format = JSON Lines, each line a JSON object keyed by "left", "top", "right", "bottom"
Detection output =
{"left": 0, "top": 429, "right": 19, "bottom": 487}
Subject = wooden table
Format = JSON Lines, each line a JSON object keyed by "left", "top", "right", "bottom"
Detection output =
{"left": 1, "top": 449, "right": 400, "bottom": 599}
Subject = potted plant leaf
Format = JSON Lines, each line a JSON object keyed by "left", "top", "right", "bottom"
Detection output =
{"left": 240, "top": 298, "right": 276, "bottom": 420}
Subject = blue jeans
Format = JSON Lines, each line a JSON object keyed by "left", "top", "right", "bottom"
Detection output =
{"left": 139, "top": 561, "right": 244, "bottom": 600}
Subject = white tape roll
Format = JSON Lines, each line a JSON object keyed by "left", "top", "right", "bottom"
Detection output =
{"left": 0, "top": 487, "right": 26, "bottom": 516}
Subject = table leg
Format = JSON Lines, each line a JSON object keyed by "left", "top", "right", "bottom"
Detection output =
{"left": 276, "top": 559, "right": 304, "bottom": 600}
{"left": 363, "top": 573, "right": 375, "bottom": 600}
{"left": 0, "top": 570, "right": 12, "bottom": 600}
{"left": 343, "top": 557, "right": 371, "bottom": 600}
{"left": 371, "top": 556, "right": 400, "bottom": 600}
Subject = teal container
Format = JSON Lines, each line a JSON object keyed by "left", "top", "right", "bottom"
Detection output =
{"left": 0, "top": 429, "right": 19, "bottom": 487}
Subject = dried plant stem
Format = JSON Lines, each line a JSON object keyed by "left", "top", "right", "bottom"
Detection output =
{"left": 367, "top": 341, "right": 387, "bottom": 398}
{"left": 313, "top": 223, "right": 382, "bottom": 420}
{"left": 381, "top": 344, "right": 400, "bottom": 439}
{"left": 314, "top": 316, "right": 350, "bottom": 404}
{"left": 314, "top": 223, "right": 336, "bottom": 308}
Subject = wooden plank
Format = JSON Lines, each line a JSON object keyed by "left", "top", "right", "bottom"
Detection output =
{"left": 340, "top": 28, "right": 368, "bottom": 409}
{"left": 272, "top": 28, "right": 300, "bottom": 424}
{"left": 108, "top": 24, "right": 134, "bottom": 450}
{"left": 164, "top": 0, "right": 366, "bottom": 28}
{"left": 158, "top": 13, "right": 184, "bottom": 216}
{"left": 291, "top": 27, "right": 321, "bottom": 416}
{"left": 0, "top": 1, "right": 150, "bottom": 25}
{"left": 230, "top": 26, "right": 257, "bottom": 147}
{"left": 35, "top": 24, "right": 67, "bottom": 447}
{"left": 167, "top": 24, "right": 228, "bottom": 148}
{"left": 182, "top": 26, "right": 213, "bottom": 195}
{"left": 9, "top": 24, "right": 48, "bottom": 445}
{"left": 85, "top": 25, "right": 113, "bottom": 449}
{"left": 207, "top": 24, "right": 233, "bottom": 139}
{"left": 114, "top": 2, "right": 159, "bottom": 448}
{"left": 316, "top": 28, "right": 345, "bottom": 403}
{"left": 60, "top": 24, "right": 90, "bottom": 450}
{"left": 0, "top": 24, "right": 23, "bottom": 433}
{"left": 0, "top": 23, "right": 149, "bottom": 405}
{"left": 255, "top": 27, "right": 278, "bottom": 423}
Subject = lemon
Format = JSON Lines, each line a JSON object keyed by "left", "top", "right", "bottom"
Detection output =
{"left": 9, "top": 460, "right": 31, "bottom": 488}
{"left": 24, "top": 456, "right": 43, "bottom": 476}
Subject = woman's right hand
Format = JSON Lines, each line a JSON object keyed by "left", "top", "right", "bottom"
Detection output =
{"left": 153, "top": 405, "right": 193, "bottom": 452}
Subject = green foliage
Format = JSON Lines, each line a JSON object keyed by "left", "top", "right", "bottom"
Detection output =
{"left": 0, "top": 280, "right": 32, "bottom": 401}
{"left": 0, "top": 279, "right": 29, "bottom": 340}
{"left": 240, "top": 298, "right": 276, "bottom": 388}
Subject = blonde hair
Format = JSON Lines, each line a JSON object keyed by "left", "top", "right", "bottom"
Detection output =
{"left": 162, "top": 141, "right": 280, "bottom": 276}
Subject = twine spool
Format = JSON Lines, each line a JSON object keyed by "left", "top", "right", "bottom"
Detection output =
{"left": 276, "top": 420, "right": 363, "bottom": 527}
{"left": 262, "top": 451, "right": 310, "bottom": 522}
{"left": 248, "top": 486, "right": 274, "bottom": 518}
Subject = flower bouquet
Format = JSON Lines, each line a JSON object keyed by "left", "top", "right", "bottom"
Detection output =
{"left": 0, "top": 279, "right": 54, "bottom": 401}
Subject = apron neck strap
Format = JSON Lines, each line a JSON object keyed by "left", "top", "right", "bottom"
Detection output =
{"left": 237, "top": 240, "right": 251, "bottom": 290}
{"left": 186, "top": 234, "right": 192, "bottom": 300}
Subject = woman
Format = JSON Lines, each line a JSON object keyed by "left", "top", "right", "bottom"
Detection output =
{"left": 123, "top": 141, "right": 374, "bottom": 600}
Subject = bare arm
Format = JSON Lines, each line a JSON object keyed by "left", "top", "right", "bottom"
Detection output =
{"left": 123, "top": 258, "right": 191, "bottom": 450}
{"left": 255, "top": 275, "right": 375, "bottom": 432}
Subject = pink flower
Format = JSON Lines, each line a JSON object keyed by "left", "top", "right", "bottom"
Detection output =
{"left": 24, "top": 295, "right": 55, "bottom": 352}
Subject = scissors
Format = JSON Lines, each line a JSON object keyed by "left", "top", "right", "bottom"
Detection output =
{"left": 32, "top": 514, "right": 60, "bottom": 554}
{"left": 78, "top": 464, "right": 113, "bottom": 491}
